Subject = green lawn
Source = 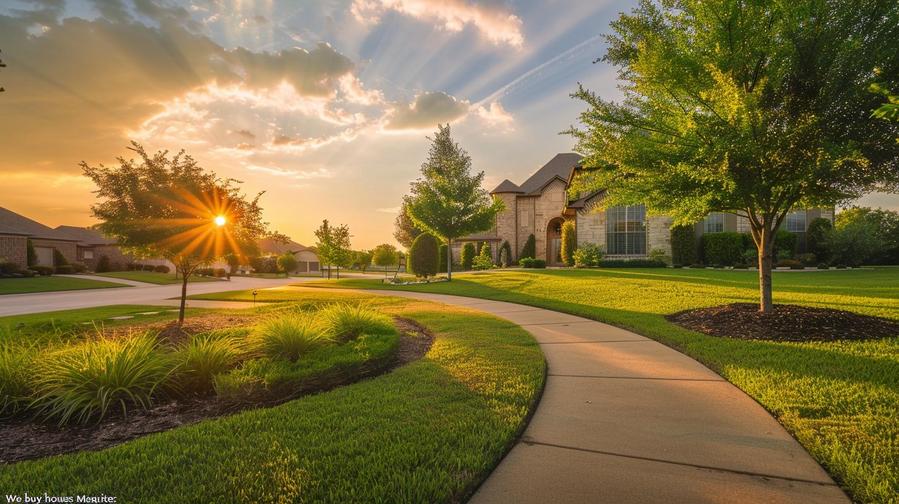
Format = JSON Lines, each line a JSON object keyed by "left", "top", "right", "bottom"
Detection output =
{"left": 0, "top": 292, "right": 545, "bottom": 503}
{"left": 0, "top": 276, "right": 127, "bottom": 295}
{"left": 322, "top": 267, "right": 899, "bottom": 504}
{"left": 95, "top": 271, "right": 222, "bottom": 284}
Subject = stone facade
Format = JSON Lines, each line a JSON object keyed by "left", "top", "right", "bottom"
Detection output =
{"left": 0, "top": 234, "right": 28, "bottom": 268}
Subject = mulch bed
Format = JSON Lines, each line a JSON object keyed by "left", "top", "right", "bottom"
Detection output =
{"left": 666, "top": 303, "right": 899, "bottom": 342}
{"left": 0, "top": 318, "right": 434, "bottom": 464}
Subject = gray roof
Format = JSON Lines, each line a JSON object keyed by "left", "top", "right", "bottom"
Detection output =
{"left": 490, "top": 179, "right": 523, "bottom": 194}
{"left": 0, "top": 207, "right": 78, "bottom": 241}
{"left": 53, "top": 225, "right": 117, "bottom": 246}
{"left": 258, "top": 237, "right": 315, "bottom": 255}
{"left": 517, "top": 153, "right": 583, "bottom": 195}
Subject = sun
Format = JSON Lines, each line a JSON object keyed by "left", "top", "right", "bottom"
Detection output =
{"left": 214, "top": 215, "right": 226, "bottom": 227}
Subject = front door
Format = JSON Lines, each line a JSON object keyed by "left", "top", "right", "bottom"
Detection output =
{"left": 546, "top": 217, "right": 565, "bottom": 265}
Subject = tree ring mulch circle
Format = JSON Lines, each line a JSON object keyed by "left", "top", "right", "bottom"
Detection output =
{"left": 666, "top": 303, "right": 899, "bottom": 342}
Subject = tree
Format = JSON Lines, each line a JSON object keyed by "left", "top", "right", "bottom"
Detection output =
{"left": 520, "top": 234, "right": 536, "bottom": 259}
{"left": 352, "top": 250, "right": 373, "bottom": 272}
{"left": 277, "top": 252, "right": 298, "bottom": 277}
{"left": 314, "top": 219, "right": 351, "bottom": 279}
{"left": 569, "top": 1, "right": 899, "bottom": 312}
{"left": 560, "top": 220, "right": 576, "bottom": 267}
{"left": 828, "top": 214, "right": 884, "bottom": 266}
{"left": 472, "top": 242, "right": 493, "bottom": 270}
{"left": 83, "top": 142, "right": 280, "bottom": 325}
{"left": 224, "top": 252, "right": 241, "bottom": 277}
{"left": 806, "top": 218, "right": 833, "bottom": 262}
{"left": 404, "top": 124, "right": 503, "bottom": 280}
{"left": 372, "top": 244, "right": 398, "bottom": 268}
{"left": 394, "top": 200, "right": 425, "bottom": 248}
{"left": 460, "top": 242, "right": 476, "bottom": 270}
{"left": 25, "top": 239, "right": 36, "bottom": 268}
{"left": 409, "top": 233, "right": 439, "bottom": 278}
{"left": 833, "top": 207, "right": 899, "bottom": 264}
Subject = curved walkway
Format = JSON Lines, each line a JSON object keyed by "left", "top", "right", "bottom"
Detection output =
{"left": 347, "top": 289, "right": 850, "bottom": 504}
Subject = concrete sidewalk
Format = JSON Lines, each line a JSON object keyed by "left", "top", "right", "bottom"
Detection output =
{"left": 332, "top": 289, "right": 849, "bottom": 504}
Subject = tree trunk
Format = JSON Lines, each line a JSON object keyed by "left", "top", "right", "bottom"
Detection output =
{"left": 327, "top": 264, "right": 331, "bottom": 279}
{"left": 757, "top": 227, "right": 774, "bottom": 313}
{"left": 178, "top": 265, "right": 189, "bottom": 326}
{"left": 447, "top": 239, "right": 453, "bottom": 281}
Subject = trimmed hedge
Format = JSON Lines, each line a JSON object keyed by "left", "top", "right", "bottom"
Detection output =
{"left": 670, "top": 225, "right": 697, "bottom": 266}
{"left": 520, "top": 234, "right": 536, "bottom": 259}
{"left": 409, "top": 234, "right": 439, "bottom": 278}
{"left": 438, "top": 244, "right": 448, "bottom": 273}
{"left": 702, "top": 232, "right": 744, "bottom": 266}
{"left": 560, "top": 221, "right": 576, "bottom": 267}
{"left": 460, "top": 243, "right": 476, "bottom": 270}
{"left": 599, "top": 259, "right": 667, "bottom": 268}
{"left": 519, "top": 257, "right": 546, "bottom": 268}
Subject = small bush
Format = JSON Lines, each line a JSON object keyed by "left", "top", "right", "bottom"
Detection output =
{"left": 472, "top": 242, "right": 493, "bottom": 270}
{"left": 519, "top": 258, "right": 546, "bottom": 268}
{"left": 520, "top": 234, "right": 536, "bottom": 259}
{"left": 143, "top": 264, "right": 156, "bottom": 272}
{"left": 0, "top": 262, "right": 21, "bottom": 275}
{"left": 702, "top": 232, "right": 744, "bottom": 266}
{"left": 560, "top": 221, "right": 576, "bottom": 267}
{"left": 55, "top": 265, "right": 75, "bottom": 274}
{"left": 648, "top": 248, "right": 671, "bottom": 266}
{"left": 176, "top": 332, "right": 246, "bottom": 393}
{"left": 277, "top": 253, "right": 298, "bottom": 275}
{"left": 409, "top": 233, "right": 439, "bottom": 278}
{"left": 573, "top": 243, "right": 603, "bottom": 267}
{"left": 214, "top": 268, "right": 228, "bottom": 278}
{"left": 32, "top": 333, "right": 175, "bottom": 424}
{"left": 70, "top": 262, "right": 87, "bottom": 273}
{"left": 776, "top": 259, "right": 803, "bottom": 269}
{"left": 460, "top": 242, "right": 476, "bottom": 270}
{"left": 52, "top": 248, "right": 69, "bottom": 267}
{"left": 95, "top": 255, "right": 111, "bottom": 273}
{"left": 818, "top": 263, "right": 830, "bottom": 269}
{"left": 599, "top": 259, "right": 667, "bottom": 268}
{"left": 319, "top": 304, "right": 395, "bottom": 343}
{"left": 154, "top": 264, "right": 171, "bottom": 274}
{"left": 251, "top": 314, "right": 333, "bottom": 362}
{"left": 798, "top": 253, "right": 817, "bottom": 266}
{"left": 0, "top": 344, "right": 37, "bottom": 416}
{"left": 31, "top": 265, "right": 54, "bottom": 276}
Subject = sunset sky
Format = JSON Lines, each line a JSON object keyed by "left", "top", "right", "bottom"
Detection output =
{"left": 1, "top": 0, "right": 896, "bottom": 249}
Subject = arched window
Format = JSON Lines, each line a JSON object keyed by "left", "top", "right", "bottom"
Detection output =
{"left": 606, "top": 205, "right": 646, "bottom": 256}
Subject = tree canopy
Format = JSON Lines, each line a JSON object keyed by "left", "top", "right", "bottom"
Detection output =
{"left": 82, "top": 142, "right": 281, "bottom": 323}
{"left": 394, "top": 200, "right": 425, "bottom": 249}
{"left": 404, "top": 124, "right": 503, "bottom": 280}
{"left": 372, "top": 244, "right": 399, "bottom": 267}
{"left": 314, "top": 219, "right": 351, "bottom": 279}
{"left": 568, "top": 0, "right": 899, "bottom": 311}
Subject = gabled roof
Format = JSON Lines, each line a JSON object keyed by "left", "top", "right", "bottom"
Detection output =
{"left": 0, "top": 207, "right": 78, "bottom": 241}
{"left": 53, "top": 225, "right": 117, "bottom": 246}
{"left": 567, "top": 190, "right": 605, "bottom": 209}
{"left": 258, "top": 236, "right": 315, "bottom": 255}
{"left": 490, "top": 179, "right": 523, "bottom": 194}
{"left": 517, "top": 153, "right": 583, "bottom": 195}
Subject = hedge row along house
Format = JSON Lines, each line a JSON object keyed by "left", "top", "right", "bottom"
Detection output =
{"left": 0, "top": 206, "right": 131, "bottom": 270}
{"left": 454, "top": 154, "right": 833, "bottom": 266}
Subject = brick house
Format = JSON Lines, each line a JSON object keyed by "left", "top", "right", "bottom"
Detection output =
{"left": 52, "top": 225, "right": 133, "bottom": 270}
{"left": 258, "top": 237, "right": 320, "bottom": 273}
{"left": 456, "top": 154, "right": 833, "bottom": 265}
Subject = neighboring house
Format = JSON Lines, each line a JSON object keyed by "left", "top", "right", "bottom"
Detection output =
{"left": 258, "top": 237, "right": 320, "bottom": 273}
{"left": 457, "top": 154, "right": 833, "bottom": 265}
{"left": 52, "top": 225, "right": 133, "bottom": 270}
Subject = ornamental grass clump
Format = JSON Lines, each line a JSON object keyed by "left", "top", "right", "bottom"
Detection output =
{"left": 176, "top": 331, "right": 247, "bottom": 393}
{"left": 0, "top": 343, "right": 37, "bottom": 416}
{"left": 31, "top": 332, "right": 175, "bottom": 425}
{"left": 319, "top": 303, "right": 394, "bottom": 342}
{"left": 250, "top": 314, "right": 333, "bottom": 362}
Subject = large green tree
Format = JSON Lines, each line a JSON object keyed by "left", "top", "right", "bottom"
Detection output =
{"left": 82, "top": 142, "right": 282, "bottom": 324}
{"left": 314, "top": 219, "right": 351, "bottom": 279}
{"left": 569, "top": 0, "right": 899, "bottom": 312}
{"left": 404, "top": 124, "right": 503, "bottom": 280}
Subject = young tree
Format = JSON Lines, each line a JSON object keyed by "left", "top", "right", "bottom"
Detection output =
{"left": 394, "top": 200, "right": 425, "bottom": 248}
{"left": 314, "top": 219, "right": 351, "bottom": 279}
{"left": 372, "top": 244, "right": 398, "bottom": 269}
{"left": 405, "top": 124, "right": 503, "bottom": 280}
{"left": 560, "top": 220, "right": 576, "bottom": 267}
{"left": 460, "top": 242, "right": 476, "bottom": 270}
{"left": 277, "top": 252, "right": 298, "bottom": 277}
{"left": 472, "top": 242, "right": 493, "bottom": 270}
{"left": 520, "top": 234, "right": 536, "bottom": 259}
{"left": 352, "top": 249, "right": 373, "bottom": 272}
{"left": 409, "top": 233, "right": 439, "bottom": 278}
{"left": 569, "top": 1, "right": 899, "bottom": 312}
{"left": 223, "top": 252, "right": 241, "bottom": 278}
{"left": 82, "top": 142, "right": 281, "bottom": 324}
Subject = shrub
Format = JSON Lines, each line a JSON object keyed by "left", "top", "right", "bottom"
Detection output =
{"left": 55, "top": 265, "right": 74, "bottom": 274}
{"left": 196, "top": 267, "right": 213, "bottom": 276}
{"left": 519, "top": 258, "right": 546, "bottom": 268}
{"left": 277, "top": 253, "right": 298, "bottom": 276}
{"left": 647, "top": 248, "right": 671, "bottom": 266}
{"left": 472, "top": 242, "right": 493, "bottom": 270}
{"left": 213, "top": 268, "right": 228, "bottom": 278}
{"left": 32, "top": 333, "right": 175, "bottom": 424}
{"left": 798, "top": 253, "right": 817, "bottom": 266}
{"left": 460, "top": 242, "right": 476, "bottom": 270}
{"left": 742, "top": 248, "right": 758, "bottom": 266}
{"left": 143, "top": 263, "right": 156, "bottom": 272}
{"left": 702, "top": 232, "right": 744, "bottom": 266}
{"left": 26, "top": 240, "right": 37, "bottom": 268}
{"left": 251, "top": 314, "right": 333, "bottom": 362}
{"left": 0, "top": 262, "right": 20, "bottom": 275}
{"left": 560, "top": 221, "right": 576, "bottom": 267}
{"left": 154, "top": 264, "right": 171, "bottom": 274}
{"left": 818, "top": 263, "right": 830, "bottom": 269}
{"left": 31, "top": 265, "right": 53, "bottom": 276}
{"left": 807, "top": 217, "right": 833, "bottom": 261}
{"left": 70, "top": 262, "right": 87, "bottom": 273}
{"left": 437, "top": 243, "right": 448, "bottom": 273}
{"left": 776, "top": 259, "right": 803, "bottom": 269}
{"left": 95, "top": 255, "right": 111, "bottom": 273}
{"left": 409, "top": 233, "right": 439, "bottom": 278}
{"left": 176, "top": 332, "right": 246, "bottom": 393}
{"left": 520, "top": 234, "right": 536, "bottom": 259}
{"left": 573, "top": 243, "right": 603, "bottom": 267}
{"left": 52, "top": 248, "right": 69, "bottom": 267}
{"left": 499, "top": 240, "right": 512, "bottom": 268}
{"left": 774, "top": 230, "right": 797, "bottom": 259}
{"left": 599, "top": 259, "right": 667, "bottom": 268}
{"left": 250, "top": 255, "right": 278, "bottom": 274}
{"left": 0, "top": 344, "right": 37, "bottom": 416}
{"left": 319, "top": 303, "right": 395, "bottom": 342}
{"left": 670, "top": 225, "right": 697, "bottom": 266}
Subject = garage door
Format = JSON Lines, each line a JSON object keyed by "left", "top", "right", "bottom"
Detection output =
{"left": 35, "top": 247, "right": 54, "bottom": 266}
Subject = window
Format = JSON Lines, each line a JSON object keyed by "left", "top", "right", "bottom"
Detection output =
{"left": 519, "top": 210, "right": 529, "bottom": 228}
{"left": 606, "top": 205, "right": 646, "bottom": 255}
{"left": 736, "top": 216, "right": 751, "bottom": 233}
{"left": 785, "top": 210, "right": 807, "bottom": 232}
{"left": 703, "top": 213, "right": 725, "bottom": 233}
{"left": 83, "top": 250, "right": 94, "bottom": 260}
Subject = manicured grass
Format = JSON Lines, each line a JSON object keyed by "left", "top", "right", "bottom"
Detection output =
{"left": 95, "top": 271, "right": 221, "bottom": 284}
{"left": 0, "top": 276, "right": 127, "bottom": 295}
{"left": 0, "top": 292, "right": 545, "bottom": 503}
{"left": 324, "top": 267, "right": 899, "bottom": 504}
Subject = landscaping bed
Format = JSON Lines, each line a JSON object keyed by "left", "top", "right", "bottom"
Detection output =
{"left": 667, "top": 303, "right": 899, "bottom": 342}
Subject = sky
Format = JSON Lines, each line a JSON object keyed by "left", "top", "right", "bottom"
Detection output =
{"left": 1, "top": 0, "right": 896, "bottom": 249}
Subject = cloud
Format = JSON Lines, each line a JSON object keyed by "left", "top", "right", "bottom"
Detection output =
{"left": 351, "top": 0, "right": 524, "bottom": 48}
{"left": 233, "top": 129, "right": 256, "bottom": 139}
{"left": 385, "top": 91, "right": 470, "bottom": 130}
{"left": 376, "top": 206, "right": 401, "bottom": 213}
{"left": 246, "top": 165, "right": 334, "bottom": 180}
{"left": 474, "top": 101, "right": 514, "bottom": 132}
